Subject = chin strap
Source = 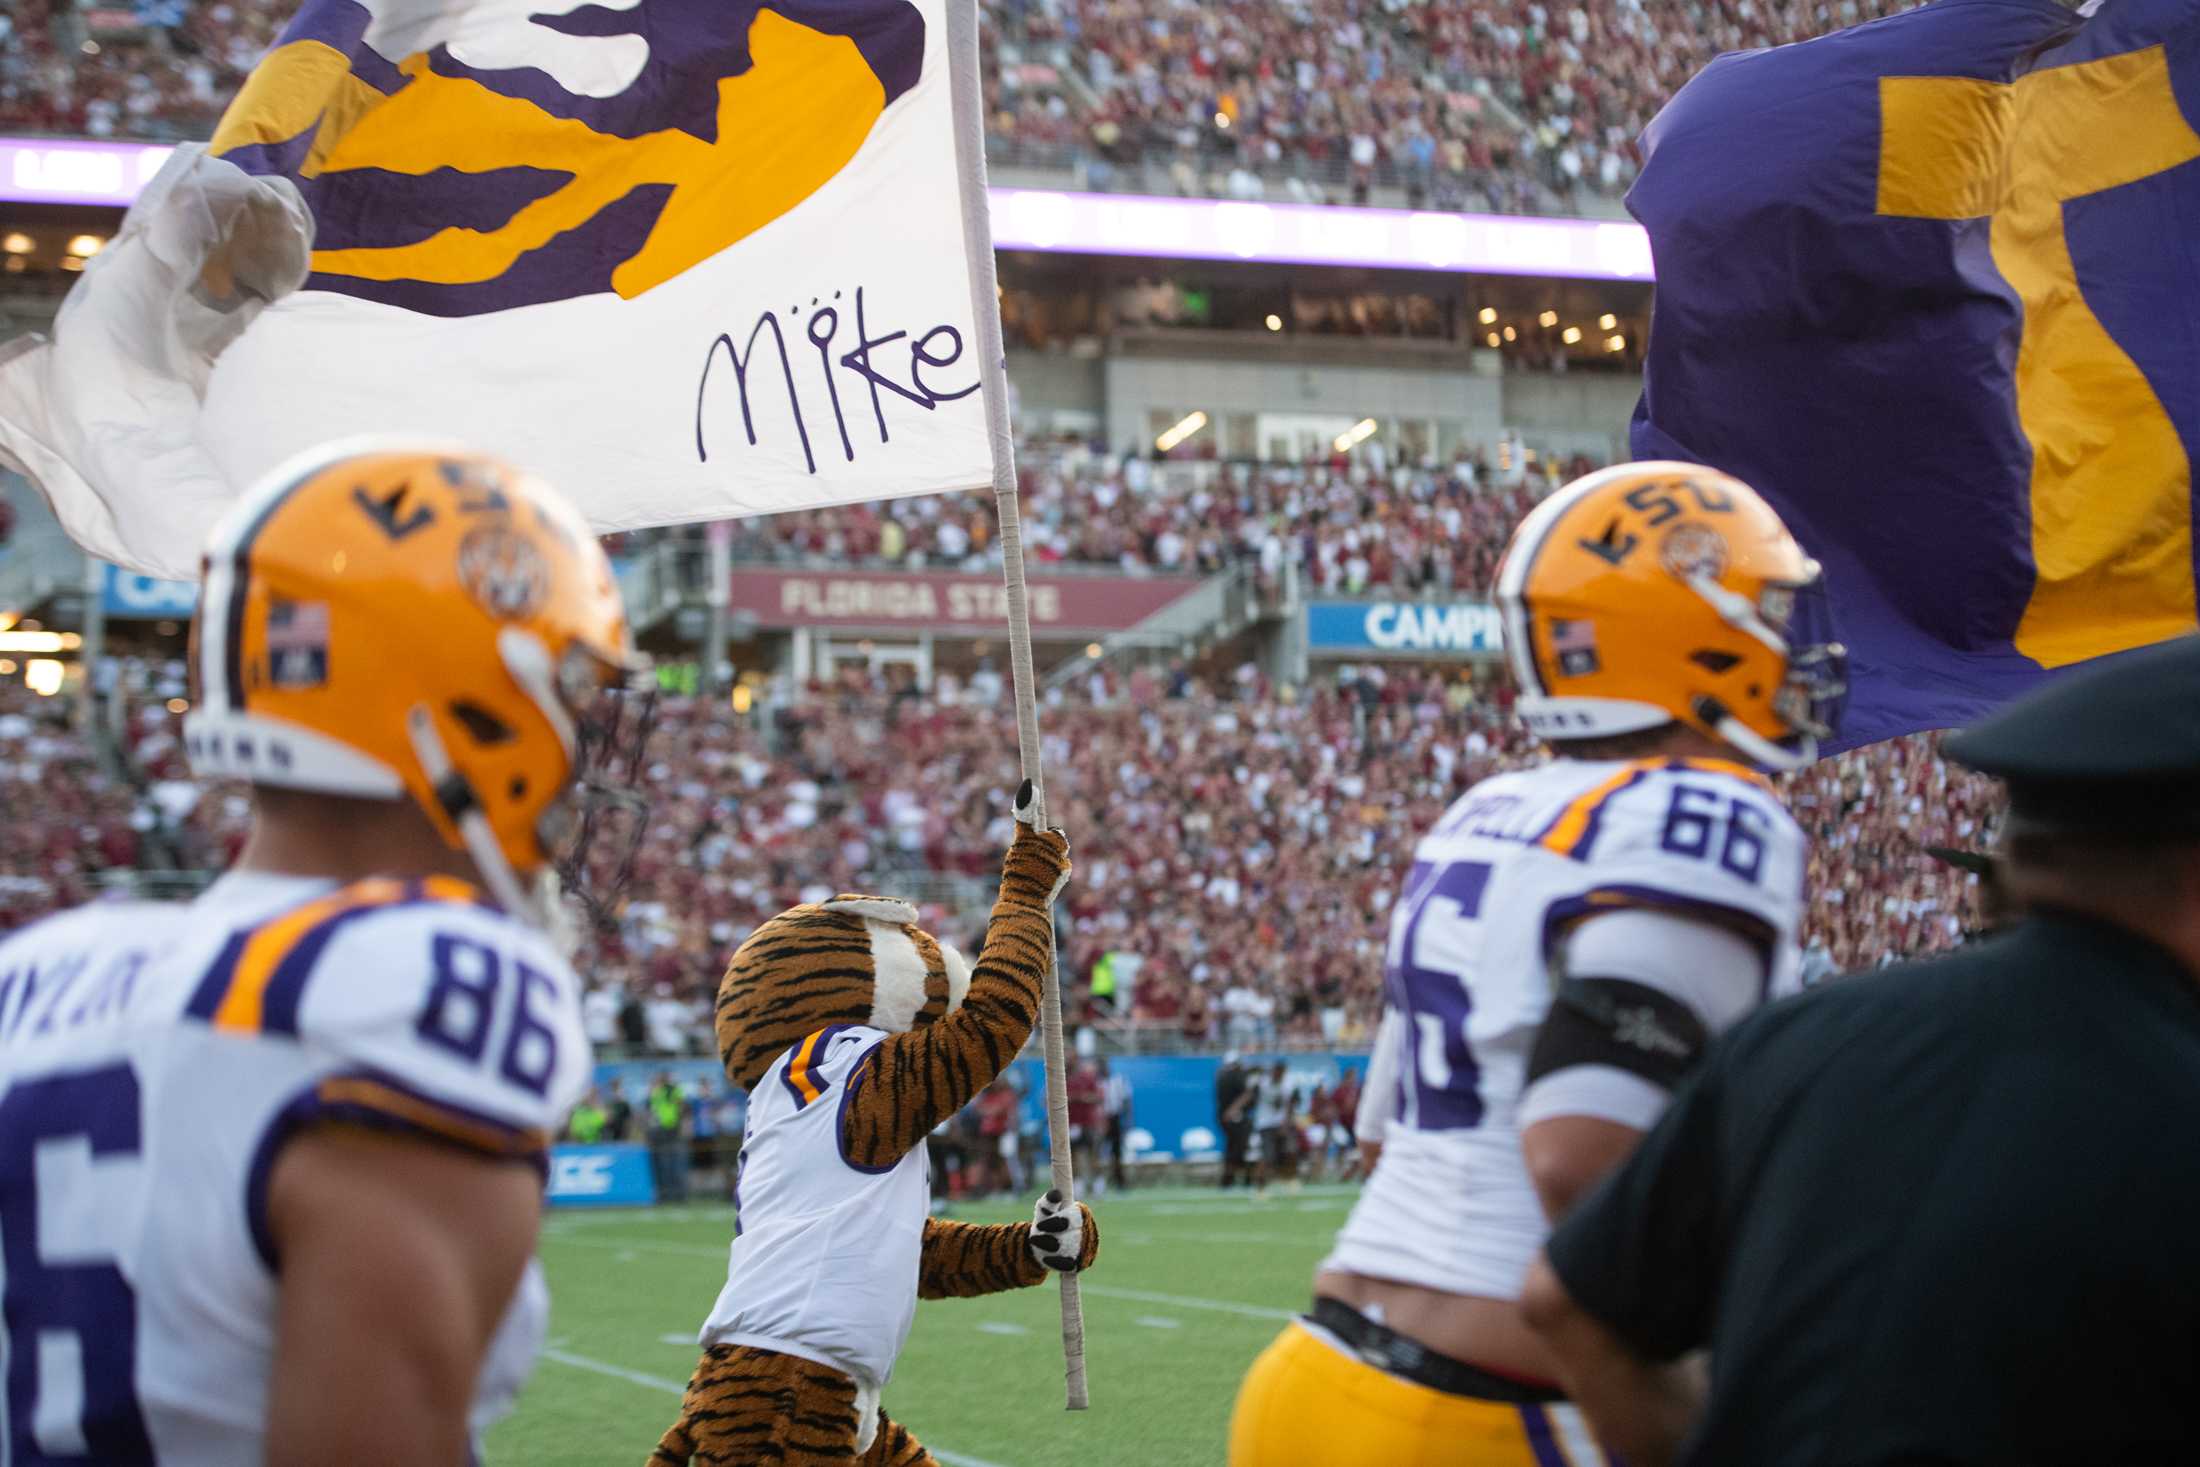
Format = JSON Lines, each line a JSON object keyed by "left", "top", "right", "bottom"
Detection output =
{"left": 405, "top": 703, "right": 544, "bottom": 927}
{"left": 1681, "top": 572, "right": 1832, "bottom": 773}
{"left": 1695, "top": 695, "right": 1815, "bottom": 773}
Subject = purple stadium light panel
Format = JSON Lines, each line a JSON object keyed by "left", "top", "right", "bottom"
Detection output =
{"left": 1, "top": 137, "right": 179, "bottom": 206}
{"left": 0, "top": 136, "right": 1655, "bottom": 282}
{"left": 988, "top": 188, "right": 1656, "bottom": 281}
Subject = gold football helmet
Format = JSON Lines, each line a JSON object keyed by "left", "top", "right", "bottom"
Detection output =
{"left": 1494, "top": 460, "right": 1845, "bottom": 769}
{"left": 185, "top": 439, "right": 646, "bottom": 920}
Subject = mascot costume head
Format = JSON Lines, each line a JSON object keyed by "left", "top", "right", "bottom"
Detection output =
{"left": 717, "top": 895, "right": 972, "bottom": 1092}
{"left": 654, "top": 784, "right": 1099, "bottom": 1467}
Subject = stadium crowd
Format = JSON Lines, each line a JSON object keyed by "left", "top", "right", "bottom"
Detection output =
{"left": 8, "top": 0, "right": 1905, "bottom": 207}
{"left": 4, "top": 649, "right": 1998, "bottom": 1054}
{"left": 694, "top": 438, "right": 1574, "bottom": 597}
{"left": 1000, "top": 0, "right": 1909, "bottom": 206}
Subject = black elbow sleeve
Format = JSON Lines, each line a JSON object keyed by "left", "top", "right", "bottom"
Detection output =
{"left": 1526, "top": 978, "right": 1709, "bottom": 1093}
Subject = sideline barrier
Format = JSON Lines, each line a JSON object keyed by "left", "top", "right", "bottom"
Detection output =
{"left": 587, "top": 1050, "right": 1374, "bottom": 1165}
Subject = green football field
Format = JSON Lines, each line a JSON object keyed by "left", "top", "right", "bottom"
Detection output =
{"left": 491, "top": 1182, "right": 1361, "bottom": 1466}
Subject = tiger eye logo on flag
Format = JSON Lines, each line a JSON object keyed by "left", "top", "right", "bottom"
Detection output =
{"left": 205, "top": 0, "right": 926, "bottom": 318}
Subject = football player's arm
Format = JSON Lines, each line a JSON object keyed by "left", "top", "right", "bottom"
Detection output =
{"left": 1519, "top": 907, "right": 1765, "bottom": 1220}
{"left": 840, "top": 795, "right": 1069, "bottom": 1169}
{"left": 1520, "top": 1256, "right": 1703, "bottom": 1467}
{"left": 1354, "top": 1006, "right": 1405, "bottom": 1167}
{"left": 1521, "top": 1050, "right": 1728, "bottom": 1467}
{"left": 264, "top": 1127, "right": 541, "bottom": 1467}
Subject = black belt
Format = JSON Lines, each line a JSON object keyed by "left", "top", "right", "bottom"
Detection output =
{"left": 1308, "top": 1296, "right": 1565, "bottom": 1405}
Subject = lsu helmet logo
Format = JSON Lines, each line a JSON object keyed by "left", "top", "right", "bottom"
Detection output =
{"left": 208, "top": 0, "right": 925, "bottom": 317}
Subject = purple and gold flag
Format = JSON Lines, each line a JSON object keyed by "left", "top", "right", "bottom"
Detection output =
{"left": 1630, "top": 0, "right": 2200, "bottom": 748}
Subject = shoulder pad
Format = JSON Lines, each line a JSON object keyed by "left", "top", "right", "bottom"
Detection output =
{"left": 1536, "top": 761, "right": 1806, "bottom": 950}
{"left": 1536, "top": 760, "right": 1799, "bottom": 862}
{"left": 191, "top": 878, "right": 590, "bottom": 1156}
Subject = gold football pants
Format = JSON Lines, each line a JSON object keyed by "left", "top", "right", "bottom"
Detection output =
{"left": 1229, "top": 1321, "right": 1612, "bottom": 1466}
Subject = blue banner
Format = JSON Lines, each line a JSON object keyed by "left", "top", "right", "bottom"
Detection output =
{"left": 1629, "top": 0, "right": 2200, "bottom": 748}
{"left": 101, "top": 565, "right": 198, "bottom": 619}
{"left": 1304, "top": 600, "right": 1503, "bottom": 658}
{"left": 547, "top": 1143, "right": 658, "bottom": 1207}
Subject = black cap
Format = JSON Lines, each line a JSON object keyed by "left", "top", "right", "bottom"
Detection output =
{"left": 1944, "top": 635, "right": 2200, "bottom": 838}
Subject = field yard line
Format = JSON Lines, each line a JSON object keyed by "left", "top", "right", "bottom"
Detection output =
{"left": 540, "top": 1347, "right": 688, "bottom": 1394}
{"left": 544, "top": 1205, "right": 735, "bottom": 1232}
{"left": 544, "top": 1236, "right": 1299, "bottom": 1324}
{"left": 1103, "top": 1184, "right": 1361, "bottom": 1206}
{"left": 545, "top": 1235, "right": 727, "bottom": 1259}
{"left": 1115, "top": 1230, "right": 1325, "bottom": 1246}
{"left": 536, "top": 1348, "right": 1012, "bottom": 1467}
{"left": 1079, "top": 1285, "right": 1295, "bottom": 1322}
{"left": 1144, "top": 1201, "right": 1347, "bottom": 1217}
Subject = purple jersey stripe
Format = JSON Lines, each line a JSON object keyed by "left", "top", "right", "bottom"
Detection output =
{"left": 1520, "top": 1404, "right": 1572, "bottom": 1467}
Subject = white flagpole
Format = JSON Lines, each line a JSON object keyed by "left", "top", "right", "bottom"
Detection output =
{"left": 943, "top": 0, "right": 1089, "bottom": 1411}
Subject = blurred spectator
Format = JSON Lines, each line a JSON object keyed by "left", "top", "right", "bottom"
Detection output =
{"left": 977, "top": 1077, "right": 1025, "bottom": 1194}
{"left": 645, "top": 1070, "right": 691, "bottom": 1202}
{"left": 566, "top": 1087, "right": 608, "bottom": 1144}
{"left": 604, "top": 1081, "right": 635, "bottom": 1143}
{"left": 1217, "top": 1053, "right": 1254, "bottom": 1187}
{"left": 1250, "top": 1060, "right": 1298, "bottom": 1195}
{"left": 1066, "top": 1058, "right": 1103, "bottom": 1188}
{"left": 1100, "top": 1056, "right": 1133, "bottom": 1191}
{"left": 689, "top": 1076, "right": 740, "bottom": 1187}
{"left": 582, "top": 983, "right": 621, "bottom": 1048}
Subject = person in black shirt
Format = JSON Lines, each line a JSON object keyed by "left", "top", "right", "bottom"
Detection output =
{"left": 1215, "top": 1054, "right": 1252, "bottom": 1188}
{"left": 1520, "top": 634, "right": 2200, "bottom": 1467}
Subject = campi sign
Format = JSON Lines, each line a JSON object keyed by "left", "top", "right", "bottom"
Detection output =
{"left": 1304, "top": 600, "right": 1504, "bottom": 658}
{"left": 101, "top": 565, "right": 199, "bottom": 619}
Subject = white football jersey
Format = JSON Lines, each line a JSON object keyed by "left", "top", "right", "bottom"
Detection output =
{"left": 1325, "top": 756, "right": 1805, "bottom": 1301}
{"left": 0, "top": 870, "right": 591, "bottom": 1464}
{"left": 700, "top": 1025, "right": 929, "bottom": 1395}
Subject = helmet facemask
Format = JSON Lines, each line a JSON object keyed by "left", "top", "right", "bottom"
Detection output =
{"left": 1686, "top": 564, "right": 1847, "bottom": 771}
{"left": 548, "top": 676, "right": 660, "bottom": 940}
{"left": 408, "top": 631, "right": 654, "bottom": 949}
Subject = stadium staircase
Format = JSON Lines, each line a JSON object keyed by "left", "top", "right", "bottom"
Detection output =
{"left": 1042, "top": 562, "right": 1263, "bottom": 693}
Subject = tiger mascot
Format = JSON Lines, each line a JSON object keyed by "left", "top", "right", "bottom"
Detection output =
{"left": 650, "top": 781, "right": 1099, "bottom": 1466}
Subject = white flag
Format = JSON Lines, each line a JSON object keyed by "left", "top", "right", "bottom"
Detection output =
{"left": 0, "top": 0, "right": 1000, "bottom": 580}
{"left": 0, "top": 148, "right": 310, "bottom": 578}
